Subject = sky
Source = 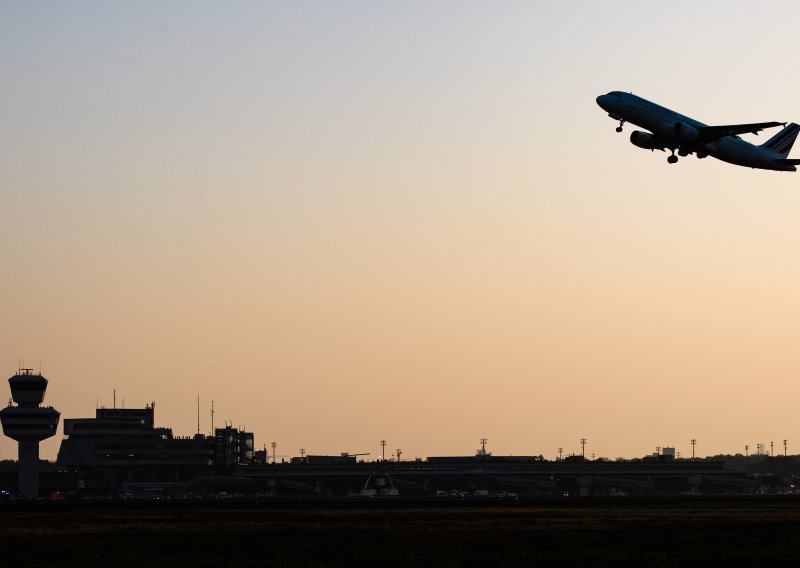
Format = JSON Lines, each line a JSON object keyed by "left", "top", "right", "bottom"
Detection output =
{"left": 2, "top": 1, "right": 800, "bottom": 462}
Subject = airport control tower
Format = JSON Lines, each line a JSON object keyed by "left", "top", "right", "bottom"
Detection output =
{"left": 0, "top": 369, "right": 60, "bottom": 497}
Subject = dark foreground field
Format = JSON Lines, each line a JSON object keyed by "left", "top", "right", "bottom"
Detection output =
{"left": 3, "top": 497, "right": 800, "bottom": 567}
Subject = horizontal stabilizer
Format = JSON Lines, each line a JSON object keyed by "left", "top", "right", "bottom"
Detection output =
{"left": 763, "top": 123, "right": 800, "bottom": 157}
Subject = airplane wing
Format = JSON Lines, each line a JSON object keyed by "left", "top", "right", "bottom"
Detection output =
{"left": 700, "top": 121, "right": 784, "bottom": 140}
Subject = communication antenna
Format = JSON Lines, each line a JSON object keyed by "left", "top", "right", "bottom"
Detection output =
{"left": 113, "top": 389, "right": 116, "bottom": 409}
{"left": 380, "top": 439, "right": 387, "bottom": 461}
{"left": 691, "top": 438, "right": 697, "bottom": 460}
{"left": 480, "top": 437, "right": 487, "bottom": 456}
{"left": 580, "top": 438, "right": 587, "bottom": 458}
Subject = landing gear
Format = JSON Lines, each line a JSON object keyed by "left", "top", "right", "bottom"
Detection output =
{"left": 667, "top": 154, "right": 678, "bottom": 164}
{"left": 615, "top": 120, "right": 625, "bottom": 133}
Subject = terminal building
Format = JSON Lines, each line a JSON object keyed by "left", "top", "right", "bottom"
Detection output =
{"left": 56, "top": 404, "right": 253, "bottom": 496}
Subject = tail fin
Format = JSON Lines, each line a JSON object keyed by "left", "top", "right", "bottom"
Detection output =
{"left": 762, "top": 122, "right": 800, "bottom": 157}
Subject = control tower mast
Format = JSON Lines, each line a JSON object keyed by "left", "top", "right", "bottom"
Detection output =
{"left": 0, "top": 369, "right": 60, "bottom": 497}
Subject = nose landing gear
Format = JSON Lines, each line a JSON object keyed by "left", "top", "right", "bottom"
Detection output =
{"left": 615, "top": 120, "right": 625, "bottom": 133}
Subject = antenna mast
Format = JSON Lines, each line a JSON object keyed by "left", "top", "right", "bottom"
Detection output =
{"left": 210, "top": 400, "right": 215, "bottom": 434}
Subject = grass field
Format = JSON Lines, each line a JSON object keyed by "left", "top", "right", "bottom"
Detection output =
{"left": 2, "top": 497, "right": 800, "bottom": 567}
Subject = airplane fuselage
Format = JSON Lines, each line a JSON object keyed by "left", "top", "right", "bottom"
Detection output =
{"left": 596, "top": 92, "right": 796, "bottom": 171}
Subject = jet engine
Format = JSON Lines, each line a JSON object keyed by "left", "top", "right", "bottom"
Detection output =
{"left": 674, "top": 122, "right": 700, "bottom": 141}
{"left": 630, "top": 131, "right": 665, "bottom": 150}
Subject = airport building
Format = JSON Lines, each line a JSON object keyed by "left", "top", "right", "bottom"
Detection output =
{"left": 0, "top": 369, "right": 60, "bottom": 497}
{"left": 215, "top": 425, "right": 254, "bottom": 468}
{"left": 56, "top": 404, "right": 252, "bottom": 496}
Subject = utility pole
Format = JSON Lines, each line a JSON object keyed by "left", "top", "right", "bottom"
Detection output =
{"left": 480, "top": 438, "right": 487, "bottom": 456}
{"left": 580, "top": 438, "right": 587, "bottom": 459}
{"left": 691, "top": 438, "right": 697, "bottom": 460}
{"left": 396, "top": 449, "right": 402, "bottom": 462}
{"left": 300, "top": 448, "right": 305, "bottom": 459}
{"left": 558, "top": 447, "right": 563, "bottom": 461}
{"left": 380, "top": 439, "right": 386, "bottom": 461}
{"left": 271, "top": 441, "right": 277, "bottom": 464}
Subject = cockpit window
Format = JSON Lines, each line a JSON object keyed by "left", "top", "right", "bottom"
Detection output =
{"left": 607, "top": 91, "right": 623, "bottom": 98}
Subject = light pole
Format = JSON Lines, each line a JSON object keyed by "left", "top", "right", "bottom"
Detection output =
{"left": 691, "top": 438, "right": 696, "bottom": 460}
{"left": 271, "top": 441, "right": 277, "bottom": 464}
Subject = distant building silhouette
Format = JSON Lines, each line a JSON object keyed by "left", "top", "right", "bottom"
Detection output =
{"left": 215, "top": 426, "right": 254, "bottom": 468}
{"left": 57, "top": 403, "right": 228, "bottom": 495}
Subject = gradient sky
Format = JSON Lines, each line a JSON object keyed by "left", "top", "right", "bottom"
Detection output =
{"left": 3, "top": 1, "right": 800, "bottom": 462}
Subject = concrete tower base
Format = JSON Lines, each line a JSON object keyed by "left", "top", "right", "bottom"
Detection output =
{"left": 18, "top": 441, "right": 40, "bottom": 498}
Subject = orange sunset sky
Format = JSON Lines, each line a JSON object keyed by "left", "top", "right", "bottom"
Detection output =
{"left": 3, "top": 1, "right": 800, "bottom": 461}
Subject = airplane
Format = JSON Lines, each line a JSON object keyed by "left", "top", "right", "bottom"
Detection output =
{"left": 596, "top": 91, "right": 800, "bottom": 171}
